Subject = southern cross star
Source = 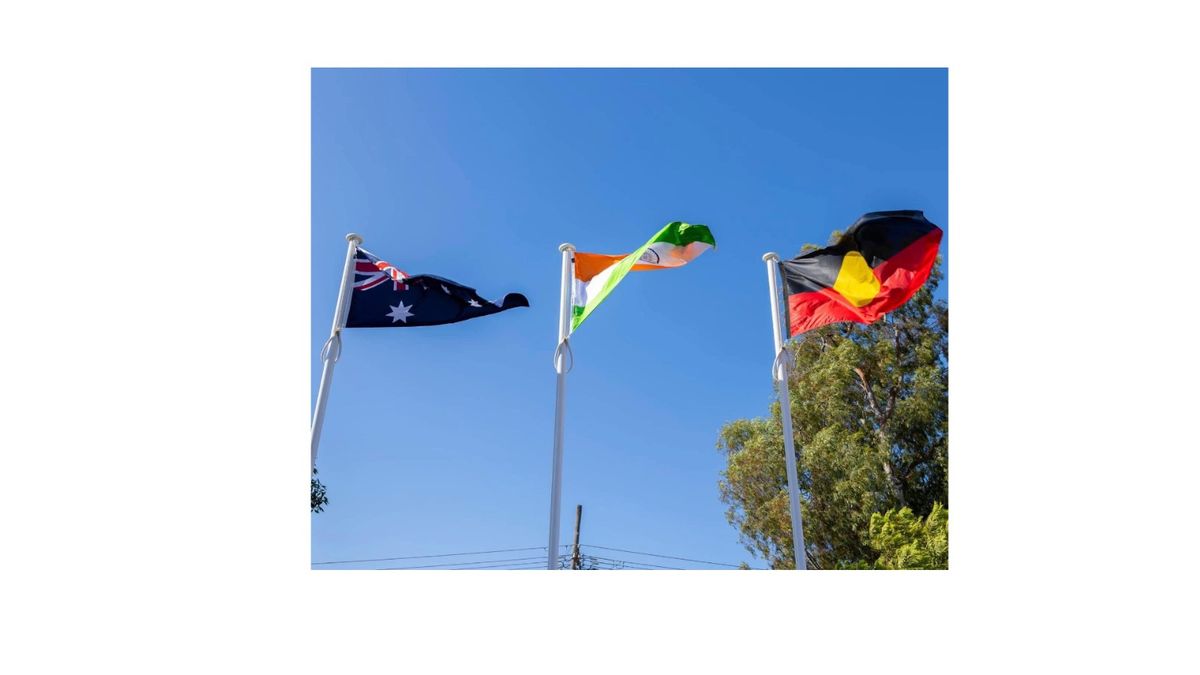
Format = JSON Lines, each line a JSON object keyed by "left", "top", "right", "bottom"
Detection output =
{"left": 467, "top": 299, "right": 482, "bottom": 308}
{"left": 386, "top": 301, "right": 414, "bottom": 323}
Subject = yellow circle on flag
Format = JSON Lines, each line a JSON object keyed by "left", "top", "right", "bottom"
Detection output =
{"left": 833, "top": 251, "right": 881, "bottom": 307}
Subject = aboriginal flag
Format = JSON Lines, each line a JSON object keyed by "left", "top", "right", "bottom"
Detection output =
{"left": 779, "top": 210, "right": 942, "bottom": 336}
{"left": 345, "top": 248, "right": 529, "bottom": 328}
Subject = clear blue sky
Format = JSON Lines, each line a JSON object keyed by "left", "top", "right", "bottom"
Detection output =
{"left": 311, "top": 68, "right": 947, "bottom": 569}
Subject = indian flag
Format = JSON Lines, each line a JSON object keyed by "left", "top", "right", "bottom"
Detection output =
{"left": 571, "top": 221, "right": 716, "bottom": 332}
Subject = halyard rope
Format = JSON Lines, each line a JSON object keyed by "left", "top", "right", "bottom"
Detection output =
{"left": 553, "top": 338, "right": 574, "bottom": 374}
{"left": 320, "top": 331, "right": 342, "bottom": 364}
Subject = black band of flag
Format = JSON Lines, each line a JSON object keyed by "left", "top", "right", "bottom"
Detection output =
{"left": 779, "top": 210, "right": 941, "bottom": 336}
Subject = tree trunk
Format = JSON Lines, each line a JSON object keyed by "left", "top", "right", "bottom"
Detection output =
{"left": 881, "top": 453, "right": 907, "bottom": 509}
{"left": 854, "top": 366, "right": 907, "bottom": 507}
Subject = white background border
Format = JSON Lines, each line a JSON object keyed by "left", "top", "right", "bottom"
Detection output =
{"left": 3, "top": 1, "right": 1196, "bottom": 671}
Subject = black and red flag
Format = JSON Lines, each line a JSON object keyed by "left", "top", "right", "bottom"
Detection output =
{"left": 779, "top": 210, "right": 942, "bottom": 336}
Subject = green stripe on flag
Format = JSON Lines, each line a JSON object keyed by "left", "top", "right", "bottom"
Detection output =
{"left": 571, "top": 221, "right": 715, "bottom": 332}
{"left": 647, "top": 221, "right": 717, "bottom": 247}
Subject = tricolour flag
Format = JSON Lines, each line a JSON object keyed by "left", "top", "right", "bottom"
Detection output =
{"left": 571, "top": 221, "right": 716, "bottom": 331}
{"left": 779, "top": 210, "right": 942, "bottom": 336}
{"left": 346, "top": 247, "right": 529, "bottom": 328}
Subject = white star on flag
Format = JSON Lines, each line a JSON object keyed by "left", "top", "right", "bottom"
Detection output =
{"left": 386, "top": 302, "right": 414, "bottom": 323}
{"left": 467, "top": 299, "right": 482, "bottom": 308}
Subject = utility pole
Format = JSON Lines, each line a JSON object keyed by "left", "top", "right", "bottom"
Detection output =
{"left": 571, "top": 504, "right": 583, "bottom": 570}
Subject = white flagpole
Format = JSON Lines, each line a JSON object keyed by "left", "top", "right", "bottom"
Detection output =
{"left": 763, "top": 252, "right": 807, "bottom": 569}
{"left": 547, "top": 242, "right": 575, "bottom": 569}
{"left": 311, "top": 233, "right": 363, "bottom": 469}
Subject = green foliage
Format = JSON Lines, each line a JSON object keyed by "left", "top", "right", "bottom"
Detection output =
{"left": 867, "top": 503, "right": 948, "bottom": 569}
{"left": 311, "top": 469, "right": 328, "bottom": 513}
{"left": 717, "top": 260, "right": 947, "bottom": 569}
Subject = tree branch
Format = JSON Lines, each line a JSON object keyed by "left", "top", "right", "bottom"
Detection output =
{"left": 853, "top": 366, "right": 888, "bottom": 426}
{"left": 853, "top": 366, "right": 906, "bottom": 508}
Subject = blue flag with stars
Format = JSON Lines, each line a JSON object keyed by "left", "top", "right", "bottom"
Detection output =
{"left": 345, "top": 248, "right": 529, "bottom": 328}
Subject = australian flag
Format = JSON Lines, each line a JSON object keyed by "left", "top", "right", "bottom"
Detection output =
{"left": 345, "top": 248, "right": 529, "bottom": 328}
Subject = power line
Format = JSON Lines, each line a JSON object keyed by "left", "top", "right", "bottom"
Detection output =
{"left": 460, "top": 557, "right": 549, "bottom": 566}
{"left": 586, "top": 556, "right": 684, "bottom": 570}
{"left": 315, "top": 543, "right": 758, "bottom": 570}
{"left": 600, "top": 557, "right": 676, "bottom": 566}
{"left": 589, "top": 560, "right": 657, "bottom": 570}
{"left": 313, "top": 546, "right": 568, "bottom": 566}
{"left": 394, "top": 560, "right": 552, "bottom": 571}
{"left": 581, "top": 544, "right": 749, "bottom": 569}
{"left": 375, "top": 556, "right": 549, "bottom": 570}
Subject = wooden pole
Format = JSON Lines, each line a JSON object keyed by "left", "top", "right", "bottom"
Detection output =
{"left": 571, "top": 505, "right": 583, "bottom": 570}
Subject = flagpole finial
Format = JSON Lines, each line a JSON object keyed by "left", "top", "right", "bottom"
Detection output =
{"left": 559, "top": 243, "right": 575, "bottom": 253}
{"left": 762, "top": 252, "right": 780, "bottom": 262}
{"left": 346, "top": 233, "right": 363, "bottom": 245}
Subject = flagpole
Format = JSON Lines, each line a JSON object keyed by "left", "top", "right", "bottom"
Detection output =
{"left": 547, "top": 242, "right": 575, "bottom": 569}
{"left": 763, "top": 253, "right": 807, "bottom": 569}
{"left": 311, "top": 233, "right": 363, "bottom": 469}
